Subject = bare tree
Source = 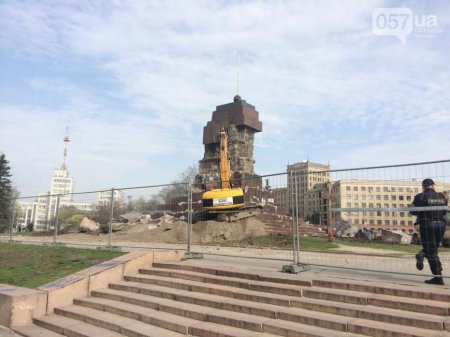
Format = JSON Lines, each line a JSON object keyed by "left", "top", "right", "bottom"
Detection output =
{"left": 158, "top": 165, "right": 198, "bottom": 203}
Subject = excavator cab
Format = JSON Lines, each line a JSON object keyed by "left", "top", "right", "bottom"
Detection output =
{"left": 202, "top": 186, "right": 245, "bottom": 210}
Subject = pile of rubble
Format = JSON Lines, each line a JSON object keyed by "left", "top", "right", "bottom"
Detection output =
{"left": 75, "top": 211, "right": 423, "bottom": 246}
{"left": 333, "top": 218, "right": 414, "bottom": 245}
{"left": 76, "top": 212, "right": 267, "bottom": 244}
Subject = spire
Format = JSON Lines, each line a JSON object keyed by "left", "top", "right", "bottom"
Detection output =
{"left": 237, "top": 51, "right": 240, "bottom": 96}
{"left": 61, "top": 126, "right": 70, "bottom": 170}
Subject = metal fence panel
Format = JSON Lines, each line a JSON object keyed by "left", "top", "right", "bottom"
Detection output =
{"left": 189, "top": 172, "right": 296, "bottom": 261}
{"left": 296, "top": 160, "right": 450, "bottom": 278}
{"left": 2, "top": 159, "right": 448, "bottom": 280}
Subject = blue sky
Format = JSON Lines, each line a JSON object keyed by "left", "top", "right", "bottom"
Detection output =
{"left": 0, "top": 0, "right": 449, "bottom": 197}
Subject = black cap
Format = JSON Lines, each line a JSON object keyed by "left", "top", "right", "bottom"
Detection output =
{"left": 422, "top": 178, "right": 435, "bottom": 187}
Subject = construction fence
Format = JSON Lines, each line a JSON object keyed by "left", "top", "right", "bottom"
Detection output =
{"left": 1, "top": 159, "right": 449, "bottom": 279}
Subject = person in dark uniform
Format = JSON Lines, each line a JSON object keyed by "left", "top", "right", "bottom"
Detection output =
{"left": 410, "top": 178, "right": 447, "bottom": 285}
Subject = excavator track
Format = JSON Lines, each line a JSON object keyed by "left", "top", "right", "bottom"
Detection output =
{"left": 193, "top": 205, "right": 262, "bottom": 223}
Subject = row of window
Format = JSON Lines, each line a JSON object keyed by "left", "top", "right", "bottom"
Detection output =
{"left": 53, "top": 178, "right": 71, "bottom": 183}
{"left": 347, "top": 211, "right": 412, "bottom": 217}
{"left": 348, "top": 219, "right": 414, "bottom": 225}
{"left": 346, "top": 203, "right": 409, "bottom": 208}
{"left": 345, "top": 194, "right": 412, "bottom": 201}
{"left": 345, "top": 186, "right": 420, "bottom": 193}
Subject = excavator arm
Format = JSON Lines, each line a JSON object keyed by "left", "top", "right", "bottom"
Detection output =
{"left": 201, "top": 127, "right": 244, "bottom": 210}
{"left": 219, "top": 127, "right": 231, "bottom": 189}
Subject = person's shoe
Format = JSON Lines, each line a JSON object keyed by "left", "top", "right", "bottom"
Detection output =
{"left": 424, "top": 277, "right": 444, "bottom": 285}
{"left": 415, "top": 252, "right": 425, "bottom": 271}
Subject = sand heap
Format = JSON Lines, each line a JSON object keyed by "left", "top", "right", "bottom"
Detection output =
{"left": 121, "top": 217, "right": 267, "bottom": 244}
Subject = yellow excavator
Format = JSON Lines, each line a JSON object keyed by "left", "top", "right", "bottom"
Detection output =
{"left": 201, "top": 127, "right": 245, "bottom": 210}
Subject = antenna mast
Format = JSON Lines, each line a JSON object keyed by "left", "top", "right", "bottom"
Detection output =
{"left": 61, "top": 126, "right": 70, "bottom": 170}
{"left": 237, "top": 52, "right": 240, "bottom": 95}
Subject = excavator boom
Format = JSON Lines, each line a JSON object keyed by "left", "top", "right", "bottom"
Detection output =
{"left": 201, "top": 127, "right": 244, "bottom": 211}
{"left": 219, "top": 128, "right": 231, "bottom": 189}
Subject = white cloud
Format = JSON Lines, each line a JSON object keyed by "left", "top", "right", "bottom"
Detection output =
{"left": 0, "top": 0, "right": 449, "bottom": 196}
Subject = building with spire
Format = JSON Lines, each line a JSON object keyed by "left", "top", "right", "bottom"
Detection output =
{"left": 19, "top": 130, "right": 77, "bottom": 231}
{"left": 49, "top": 131, "right": 74, "bottom": 204}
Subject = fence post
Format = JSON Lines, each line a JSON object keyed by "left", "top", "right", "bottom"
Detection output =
{"left": 282, "top": 171, "right": 309, "bottom": 273}
{"left": 53, "top": 194, "right": 61, "bottom": 245}
{"left": 290, "top": 171, "right": 296, "bottom": 264}
{"left": 184, "top": 182, "right": 202, "bottom": 259}
{"left": 9, "top": 198, "right": 16, "bottom": 242}
{"left": 187, "top": 182, "right": 192, "bottom": 255}
{"left": 45, "top": 191, "right": 51, "bottom": 231}
{"left": 294, "top": 173, "right": 301, "bottom": 264}
{"left": 107, "top": 188, "right": 114, "bottom": 248}
{"left": 327, "top": 181, "right": 334, "bottom": 242}
{"left": 283, "top": 171, "right": 298, "bottom": 272}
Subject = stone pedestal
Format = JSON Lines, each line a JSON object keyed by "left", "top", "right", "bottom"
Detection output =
{"left": 197, "top": 95, "right": 262, "bottom": 187}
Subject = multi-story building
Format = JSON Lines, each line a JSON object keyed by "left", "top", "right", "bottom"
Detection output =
{"left": 15, "top": 132, "right": 81, "bottom": 231}
{"left": 272, "top": 187, "right": 289, "bottom": 213}
{"left": 273, "top": 160, "right": 450, "bottom": 232}
{"left": 97, "top": 189, "right": 125, "bottom": 205}
{"left": 27, "top": 167, "right": 75, "bottom": 231}
{"left": 50, "top": 168, "right": 74, "bottom": 204}
{"left": 287, "top": 161, "right": 330, "bottom": 221}
{"left": 331, "top": 179, "right": 450, "bottom": 230}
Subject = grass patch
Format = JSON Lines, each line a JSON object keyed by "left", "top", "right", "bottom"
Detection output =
{"left": 332, "top": 238, "right": 418, "bottom": 254}
{"left": 0, "top": 243, "right": 124, "bottom": 288}
{"left": 240, "top": 235, "right": 450, "bottom": 255}
{"left": 247, "top": 235, "right": 340, "bottom": 251}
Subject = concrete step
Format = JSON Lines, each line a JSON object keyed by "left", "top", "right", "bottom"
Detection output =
{"left": 87, "top": 289, "right": 351, "bottom": 332}
{"left": 313, "top": 277, "right": 450, "bottom": 303}
{"left": 151, "top": 262, "right": 313, "bottom": 286}
{"left": 290, "top": 296, "right": 446, "bottom": 331}
{"left": 13, "top": 324, "right": 65, "bottom": 337}
{"left": 136, "top": 269, "right": 306, "bottom": 297}
{"left": 74, "top": 296, "right": 271, "bottom": 332}
{"left": 55, "top": 302, "right": 284, "bottom": 337}
{"left": 95, "top": 286, "right": 279, "bottom": 318}
{"left": 55, "top": 304, "right": 193, "bottom": 335}
{"left": 73, "top": 294, "right": 364, "bottom": 337}
{"left": 33, "top": 314, "right": 127, "bottom": 337}
{"left": 118, "top": 277, "right": 292, "bottom": 307}
{"left": 50, "top": 306, "right": 188, "bottom": 337}
{"left": 105, "top": 280, "right": 449, "bottom": 336}
{"left": 96, "top": 286, "right": 281, "bottom": 317}
{"left": 150, "top": 264, "right": 450, "bottom": 313}
{"left": 134, "top": 270, "right": 302, "bottom": 298}
{"left": 152, "top": 262, "right": 450, "bottom": 303}
{"left": 126, "top": 271, "right": 450, "bottom": 316}
{"left": 19, "top": 261, "right": 450, "bottom": 337}
{"left": 265, "top": 318, "right": 448, "bottom": 337}
{"left": 302, "top": 286, "right": 449, "bottom": 315}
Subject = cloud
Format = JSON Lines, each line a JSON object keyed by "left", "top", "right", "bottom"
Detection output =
{"left": 0, "top": 0, "right": 449, "bottom": 196}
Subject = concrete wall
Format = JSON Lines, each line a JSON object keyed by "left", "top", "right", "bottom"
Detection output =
{"left": 0, "top": 249, "right": 185, "bottom": 328}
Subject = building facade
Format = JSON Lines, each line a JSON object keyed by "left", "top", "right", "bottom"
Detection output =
{"left": 97, "top": 189, "right": 125, "bottom": 205}
{"left": 273, "top": 160, "right": 450, "bottom": 232}
{"left": 16, "top": 132, "right": 78, "bottom": 231}
{"left": 331, "top": 179, "right": 450, "bottom": 230}
{"left": 287, "top": 161, "right": 330, "bottom": 221}
{"left": 28, "top": 167, "right": 75, "bottom": 231}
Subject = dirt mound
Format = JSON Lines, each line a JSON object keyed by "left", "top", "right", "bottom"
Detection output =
{"left": 121, "top": 217, "right": 267, "bottom": 244}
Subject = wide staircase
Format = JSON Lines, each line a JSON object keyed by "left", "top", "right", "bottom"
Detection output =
{"left": 14, "top": 262, "right": 450, "bottom": 337}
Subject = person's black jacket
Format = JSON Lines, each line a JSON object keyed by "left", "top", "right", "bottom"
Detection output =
{"left": 410, "top": 188, "right": 447, "bottom": 223}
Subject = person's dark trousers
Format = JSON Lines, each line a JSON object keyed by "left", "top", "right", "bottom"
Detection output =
{"left": 419, "top": 220, "right": 445, "bottom": 275}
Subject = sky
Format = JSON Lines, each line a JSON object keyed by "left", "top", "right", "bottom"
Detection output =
{"left": 0, "top": 0, "right": 449, "bottom": 197}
